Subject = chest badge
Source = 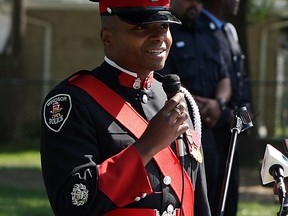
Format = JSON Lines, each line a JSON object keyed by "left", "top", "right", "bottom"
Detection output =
{"left": 190, "top": 145, "right": 203, "bottom": 164}
{"left": 185, "top": 129, "right": 203, "bottom": 163}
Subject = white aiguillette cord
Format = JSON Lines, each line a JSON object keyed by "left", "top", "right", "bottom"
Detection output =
{"left": 180, "top": 86, "right": 202, "bottom": 144}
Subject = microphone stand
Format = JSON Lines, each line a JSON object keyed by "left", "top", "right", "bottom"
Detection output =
{"left": 270, "top": 165, "right": 288, "bottom": 216}
{"left": 218, "top": 107, "right": 253, "bottom": 216}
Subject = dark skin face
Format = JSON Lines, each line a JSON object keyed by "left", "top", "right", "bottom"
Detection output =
{"left": 100, "top": 16, "right": 188, "bottom": 166}
{"left": 170, "top": 0, "right": 202, "bottom": 25}
{"left": 203, "top": 0, "right": 241, "bottom": 18}
{"left": 101, "top": 16, "right": 172, "bottom": 79}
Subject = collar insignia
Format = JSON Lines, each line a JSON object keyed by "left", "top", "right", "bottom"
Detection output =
{"left": 118, "top": 72, "right": 154, "bottom": 90}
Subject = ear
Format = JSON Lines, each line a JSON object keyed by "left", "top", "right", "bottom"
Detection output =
{"left": 100, "top": 28, "right": 113, "bottom": 48}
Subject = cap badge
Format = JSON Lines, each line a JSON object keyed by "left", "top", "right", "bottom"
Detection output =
{"left": 107, "top": 7, "right": 112, "bottom": 13}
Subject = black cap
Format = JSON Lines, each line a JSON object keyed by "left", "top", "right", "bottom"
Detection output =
{"left": 89, "top": 0, "right": 181, "bottom": 25}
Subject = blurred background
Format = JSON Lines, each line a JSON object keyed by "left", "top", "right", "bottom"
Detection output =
{"left": 1, "top": 0, "right": 288, "bottom": 215}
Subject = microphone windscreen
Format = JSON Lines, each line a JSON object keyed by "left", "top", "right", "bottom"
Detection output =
{"left": 162, "top": 74, "right": 181, "bottom": 99}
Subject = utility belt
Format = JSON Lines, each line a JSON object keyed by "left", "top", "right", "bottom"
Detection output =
{"left": 104, "top": 205, "right": 180, "bottom": 216}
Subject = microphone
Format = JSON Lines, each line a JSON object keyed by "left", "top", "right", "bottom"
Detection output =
{"left": 260, "top": 144, "right": 288, "bottom": 185}
{"left": 160, "top": 74, "right": 185, "bottom": 165}
{"left": 161, "top": 74, "right": 182, "bottom": 99}
{"left": 261, "top": 144, "right": 288, "bottom": 215}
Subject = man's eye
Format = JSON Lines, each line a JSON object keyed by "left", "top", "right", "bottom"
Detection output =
{"left": 160, "top": 23, "right": 170, "bottom": 29}
{"left": 135, "top": 25, "right": 146, "bottom": 30}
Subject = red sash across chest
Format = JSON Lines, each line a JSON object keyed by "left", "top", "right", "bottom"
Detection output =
{"left": 69, "top": 74, "right": 194, "bottom": 216}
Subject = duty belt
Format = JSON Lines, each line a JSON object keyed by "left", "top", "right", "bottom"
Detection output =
{"left": 104, "top": 205, "right": 180, "bottom": 216}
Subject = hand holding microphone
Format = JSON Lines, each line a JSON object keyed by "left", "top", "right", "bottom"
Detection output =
{"left": 134, "top": 74, "right": 189, "bottom": 165}
{"left": 161, "top": 74, "right": 188, "bottom": 165}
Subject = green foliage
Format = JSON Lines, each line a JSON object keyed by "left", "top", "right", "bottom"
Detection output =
{"left": 247, "top": 0, "right": 277, "bottom": 24}
{"left": 0, "top": 151, "right": 41, "bottom": 169}
{"left": 238, "top": 201, "right": 279, "bottom": 215}
{"left": 0, "top": 138, "right": 41, "bottom": 169}
{"left": 0, "top": 137, "right": 40, "bottom": 152}
{"left": 0, "top": 185, "right": 53, "bottom": 216}
{"left": 0, "top": 138, "right": 52, "bottom": 215}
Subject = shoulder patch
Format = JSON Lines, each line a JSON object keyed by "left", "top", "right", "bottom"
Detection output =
{"left": 43, "top": 94, "right": 72, "bottom": 132}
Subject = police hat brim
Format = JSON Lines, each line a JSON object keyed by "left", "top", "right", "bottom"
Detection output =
{"left": 117, "top": 11, "right": 181, "bottom": 25}
{"left": 89, "top": 0, "right": 181, "bottom": 25}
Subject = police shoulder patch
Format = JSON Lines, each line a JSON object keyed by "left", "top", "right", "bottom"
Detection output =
{"left": 43, "top": 94, "right": 72, "bottom": 132}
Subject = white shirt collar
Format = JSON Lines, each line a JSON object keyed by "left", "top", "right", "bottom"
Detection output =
{"left": 104, "top": 56, "right": 138, "bottom": 78}
{"left": 104, "top": 56, "right": 154, "bottom": 78}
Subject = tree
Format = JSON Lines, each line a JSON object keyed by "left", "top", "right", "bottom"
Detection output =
{"left": 0, "top": 0, "right": 26, "bottom": 141}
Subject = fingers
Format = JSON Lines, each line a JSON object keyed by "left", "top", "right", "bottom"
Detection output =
{"left": 164, "top": 93, "right": 183, "bottom": 109}
{"left": 135, "top": 93, "right": 190, "bottom": 162}
{"left": 171, "top": 106, "right": 181, "bottom": 116}
{"left": 194, "top": 95, "right": 207, "bottom": 104}
{"left": 169, "top": 103, "right": 185, "bottom": 117}
{"left": 168, "top": 104, "right": 189, "bottom": 137}
{"left": 168, "top": 101, "right": 187, "bottom": 122}
{"left": 205, "top": 116, "right": 211, "bottom": 123}
{"left": 204, "top": 117, "right": 215, "bottom": 128}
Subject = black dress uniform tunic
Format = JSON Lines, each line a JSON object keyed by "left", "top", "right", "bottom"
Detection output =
{"left": 41, "top": 61, "right": 211, "bottom": 216}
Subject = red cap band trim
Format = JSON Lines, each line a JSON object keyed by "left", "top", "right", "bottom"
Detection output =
{"left": 98, "top": 0, "right": 169, "bottom": 13}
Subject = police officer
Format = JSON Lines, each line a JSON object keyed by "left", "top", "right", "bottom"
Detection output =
{"left": 158, "top": 0, "right": 232, "bottom": 215}
{"left": 40, "top": 0, "right": 211, "bottom": 215}
{"left": 202, "top": 0, "right": 251, "bottom": 215}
